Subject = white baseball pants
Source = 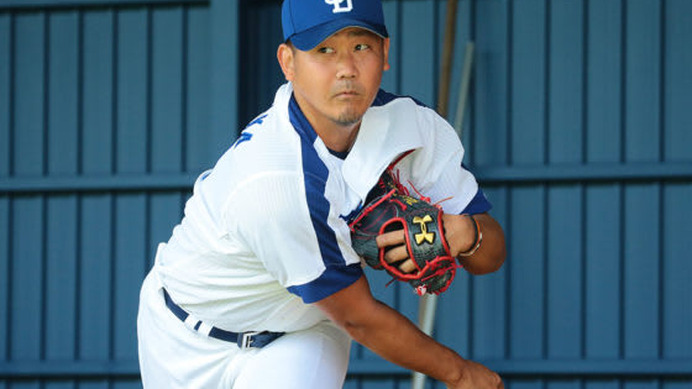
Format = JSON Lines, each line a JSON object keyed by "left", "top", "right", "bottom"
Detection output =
{"left": 137, "top": 271, "right": 352, "bottom": 388}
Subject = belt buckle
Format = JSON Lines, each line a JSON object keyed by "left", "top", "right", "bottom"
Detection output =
{"left": 239, "top": 331, "right": 261, "bottom": 349}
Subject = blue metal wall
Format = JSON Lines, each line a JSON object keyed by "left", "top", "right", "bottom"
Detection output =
{"left": 0, "top": 0, "right": 236, "bottom": 386}
{"left": 1, "top": 0, "right": 691, "bottom": 388}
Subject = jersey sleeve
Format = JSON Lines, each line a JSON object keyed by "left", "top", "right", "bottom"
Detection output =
{"left": 223, "top": 172, "right": 362, "bottom": 304}
{"left": 399, "top": 110, "right": 492, "bottom": 216}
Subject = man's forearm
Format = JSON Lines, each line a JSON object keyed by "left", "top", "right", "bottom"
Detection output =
{"left": 316, "top": 276, "right": 503, "bottom": 388}
{"left": 320, "top": 282, "right": 466, "bottom": 385}
{"left": 352, "top": 300, "right": 465, "bottom": 382}
{"left": 443, "top": 213, "right": 506, "bottom": 275}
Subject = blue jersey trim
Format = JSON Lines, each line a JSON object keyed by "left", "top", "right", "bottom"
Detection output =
{"left": 288, "top": 95, "right": 318, "bottom": 143}
{"left": 287, "top": 95, "right": 361, "bottom": 303}
{"left": 372, "top": 89, "right": 428, "bottom": 108}
{"left": 460, "top": 163, "right": 492, "bottom": 214}
{"left": 287, "top": 264, "right": 363, "bottom": 304}
{"left": 328, "top": 148, "right": 349, "bottom": 160}
{"left": 461, "top": 188, "right": 493, "bottom": 215}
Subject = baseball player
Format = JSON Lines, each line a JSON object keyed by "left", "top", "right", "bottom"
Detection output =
{"left": 136, "top": 0, "right": 506, "bottom": 388}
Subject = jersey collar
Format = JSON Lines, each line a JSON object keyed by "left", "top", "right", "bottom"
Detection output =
{"left": 278, "top": 82, "right": 425, "bottom": 201}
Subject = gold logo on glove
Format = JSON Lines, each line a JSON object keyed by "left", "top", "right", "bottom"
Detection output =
{"left": 413, "top": 215, "right": 435, "bottom": 245}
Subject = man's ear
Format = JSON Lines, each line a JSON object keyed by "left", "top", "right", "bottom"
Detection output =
{"left": 277, "top": 43, "right": 295, "bottom": 81}
{"left": 382, "top": 38, "right": 391, "bottom": 72}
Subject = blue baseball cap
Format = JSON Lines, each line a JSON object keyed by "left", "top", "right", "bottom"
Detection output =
{"left": 282, "top": 0, "right": 389, "bottom": 51}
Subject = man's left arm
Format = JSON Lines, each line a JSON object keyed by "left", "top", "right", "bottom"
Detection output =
{"left": 441, "top": 212, "right": 506, "bottom": 275}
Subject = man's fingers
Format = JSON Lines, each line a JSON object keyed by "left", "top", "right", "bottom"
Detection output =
{"left": 375, "top": 230, "right": 417, "bottom": 273}
{"left": 383, "top": 247, "right": 417, "bottom": 273}
{"left": 382, "top": 245, "right": 406, "bottom": 261}
{"left": 375, "top": 229, "right": 405, "bottom": 247}
{"left": 397, "top": 259, "right": 417, "bottom": 273}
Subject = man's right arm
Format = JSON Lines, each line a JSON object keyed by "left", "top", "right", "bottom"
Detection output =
{"left": 314, "top": 275, "right": 503, "bottom": 389}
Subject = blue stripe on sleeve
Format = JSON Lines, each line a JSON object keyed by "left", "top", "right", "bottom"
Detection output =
{"left": 287, "top": 95, "right": 363, "bottom": 303}
{"left": 303, "top": 169, "right": 345, "bottom": 268}
{"left": 461, "top": 188, "right": 493, "bottom": 215}
{"left": 287, "top": 264, "right": 363, "bottom": 304}
{"left": 371, "top": 89, "right": 427, "bottom": 108}
{"left": 460, "top": 163, "right": 493, "bottom": 214}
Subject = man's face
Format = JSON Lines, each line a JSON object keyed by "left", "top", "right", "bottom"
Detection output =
{"left": 278, "top": 27, "right": 390, "bottom": 132}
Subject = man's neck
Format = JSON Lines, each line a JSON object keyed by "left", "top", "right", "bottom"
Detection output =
{"left": 317, "top": 122, "right": 361, "bottom": 154}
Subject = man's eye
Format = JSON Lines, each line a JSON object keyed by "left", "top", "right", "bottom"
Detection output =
{"left": 355, "top": 43, "right": 370, "bottom": 51}
{"left": 318, "top": 47, "right": 335, "bottom": 54}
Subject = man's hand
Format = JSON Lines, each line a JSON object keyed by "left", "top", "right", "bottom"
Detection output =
{"left": 447, "top": 359, "right": 504, "bottom": 389}
{"left": 376, "top": 212, "right": 506, "bottom": 276}
{"left": 349, "top": 187, "right": 459, "bottom": 295}
{"left": 375, "top": 228, "right": 415, "bottom": 272}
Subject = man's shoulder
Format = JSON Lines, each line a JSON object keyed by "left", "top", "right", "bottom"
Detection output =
{"left": 232, "top": 106, "right": 298, "bottom": 152}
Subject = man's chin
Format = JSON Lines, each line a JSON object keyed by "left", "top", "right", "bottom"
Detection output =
{"left": 333, "top": 116, "right": 362, "bottom": 127}
{"left": 333, "top": 108, "right": 366, "bottom": 127}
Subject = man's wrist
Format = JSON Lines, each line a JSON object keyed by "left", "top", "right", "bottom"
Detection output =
{"left": 442, "top": 357, "right": 469, "bottom": 387}
{"left": 458, "top": 214, "right": 482, "bottom": 257}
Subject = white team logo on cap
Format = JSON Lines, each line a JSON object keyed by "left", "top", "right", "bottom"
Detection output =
{"left": 325, "top": 0, "right": 352, "bottom": 13}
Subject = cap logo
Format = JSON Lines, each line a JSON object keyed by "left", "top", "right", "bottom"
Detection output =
{"left": 325, "top": 0, "right": 353, "bottom": 13}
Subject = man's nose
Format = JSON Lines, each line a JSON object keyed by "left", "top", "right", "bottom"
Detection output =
{"left": 336, "top": 52, "right": 358, "bottom": 79}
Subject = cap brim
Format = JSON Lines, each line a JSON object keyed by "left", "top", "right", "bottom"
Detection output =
{"left": 289, "top": 18, "right": 388, "bottom": 51}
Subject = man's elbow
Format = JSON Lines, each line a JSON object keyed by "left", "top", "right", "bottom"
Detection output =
{"left": 460, "top": 213, "right": 507, "bottom": 275}
{"left": 462, "top": 230, "right": 507, "bottom": 275}
{"left": 464, "top": 246, "right": 506, "bottom": 275}
{"left": 325, "top": 302, "right": 383, "bottom": 345}
{"left": 313, "top": 276, "right": 381, "bottom": 341}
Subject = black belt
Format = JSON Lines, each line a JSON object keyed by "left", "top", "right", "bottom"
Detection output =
{"left": 162, "top": 288, "right": 284, "bottom": 349}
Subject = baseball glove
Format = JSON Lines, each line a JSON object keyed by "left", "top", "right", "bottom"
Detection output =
{"left": 348, "top": 171, "right": 459, "bottom": 296}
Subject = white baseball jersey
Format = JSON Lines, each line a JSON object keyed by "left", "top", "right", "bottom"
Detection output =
{"left": 152, "top": 82, "right": 491, "bottom": 334}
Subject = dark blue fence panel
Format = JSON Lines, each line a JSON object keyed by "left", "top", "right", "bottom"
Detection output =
{"left": 237, "top": 0, "right": 284, "bottom": 129}
{"left": 474, "top": 0, "right": 509, "bottom": 167}
{"left": 586, "top": 0, "right": 621, "bottom": 164}
{"left": 510, "top": 0, "right": 547, "bottom": 165}
{"left": 665, "top": 0, "right": 692, "bottom": 163}
{"left": 509, "top": 186, "right": 546, "bottom": 360}
{"left": 0, "top": 197, "right": 8, "bottom": 368}
{"left": 546, "top": 185, "right": 582, "bottom": 359}
{"left": 663, "top": 183, "right": 692, "bottom": 360}
{"left": 185, "top": 6, "right": 211, "bottom": 170}
{"left": 117, "top": 8, "right": 149, "bottom": 175}
{"left": 625, "top": 0, "right": 662, "bottom": 163}
{"left": 48, "top": 11, "right": 80, "bottom": 175}
{"left": 584, "top": 184, "right": 621, "bottom": 359}
{"left": 548, "top": 1, "right": 583, "bottom": 164}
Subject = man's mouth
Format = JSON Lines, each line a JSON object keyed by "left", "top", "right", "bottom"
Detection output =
{"left": 333, "top": 82, "right": 363, "bottom": 98}
{"left": 335, "top": 90, "right": 359, "bottom": 98}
